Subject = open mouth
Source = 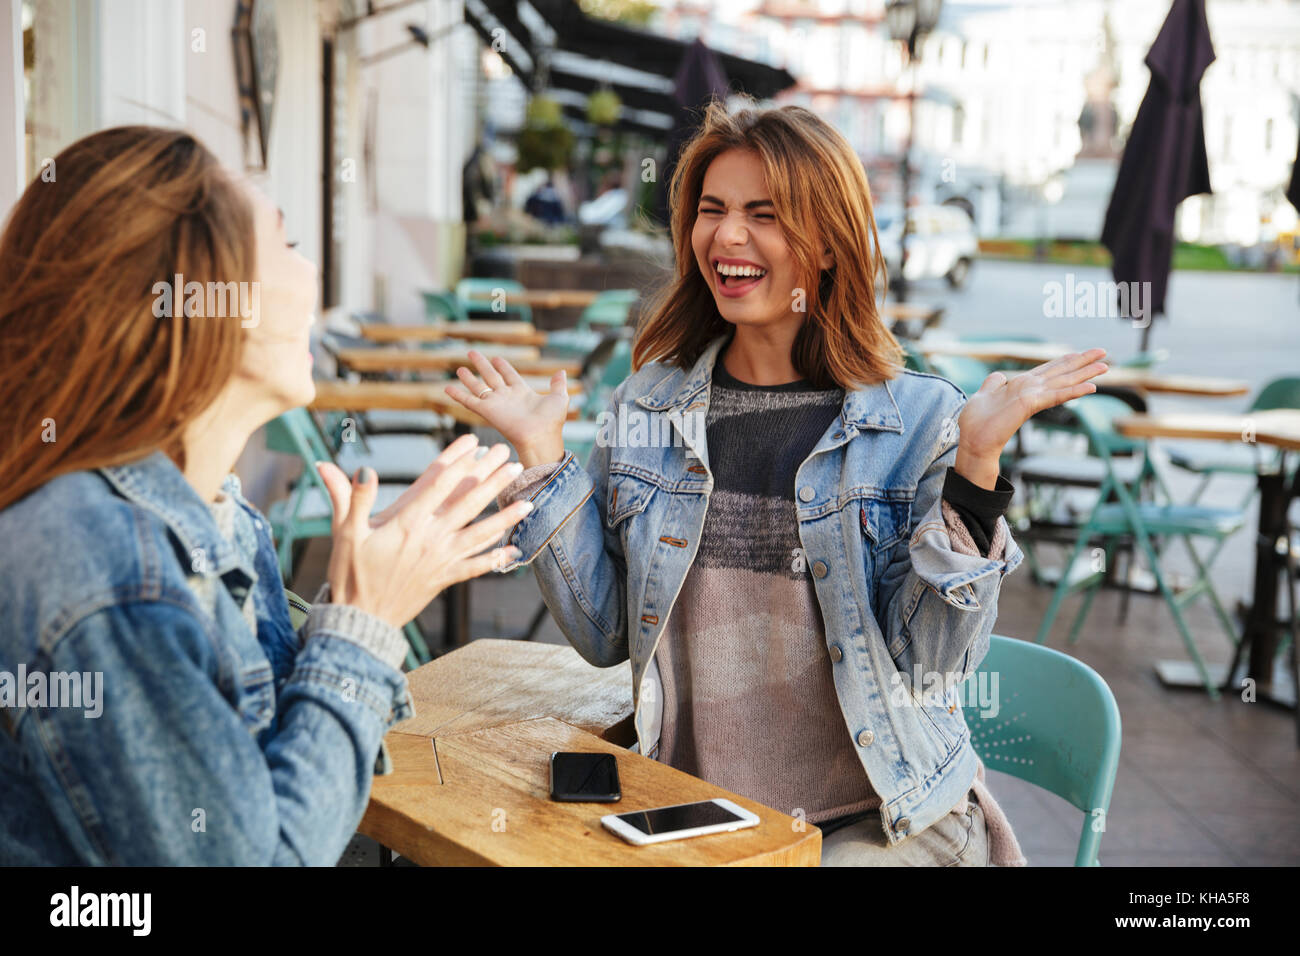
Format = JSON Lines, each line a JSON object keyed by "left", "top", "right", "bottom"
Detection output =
{"left": 713, "top": 259, "right": 768, "bottom": 295}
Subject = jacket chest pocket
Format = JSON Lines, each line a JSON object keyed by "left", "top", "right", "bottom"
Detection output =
{"left": 608, "top": 471, "right": 658, "bottom": 528}
{"left": 860, "top": 495, "right": 912, "bottom": 555}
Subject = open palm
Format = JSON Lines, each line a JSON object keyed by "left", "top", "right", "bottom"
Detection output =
{"left": 957, "top": 347, "right": 1109, "bottom": 461}
{"left": 444, "top": 350, "right": 570, "bottom": 460}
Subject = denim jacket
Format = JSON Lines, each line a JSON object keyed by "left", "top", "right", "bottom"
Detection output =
{"left": 500, "top": 334, "right": 1024, "bottom": 846}
{"left": 0, "top": 451, "right": 414, "bottom": 865}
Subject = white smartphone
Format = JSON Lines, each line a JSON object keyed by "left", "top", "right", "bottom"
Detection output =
{"left": 601, "top": 798, "right": 760, "bottom": 846}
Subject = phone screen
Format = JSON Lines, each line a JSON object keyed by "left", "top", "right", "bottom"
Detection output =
{"left": 615, "top": 801, "right": 745, "bottom": 835}
{"left": 551, "top": 752, "right": 620, "bottom": 800}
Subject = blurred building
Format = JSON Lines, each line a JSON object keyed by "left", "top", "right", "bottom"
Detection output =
{"left": 652, "top": 0, "right": 1300, "bottom": 246}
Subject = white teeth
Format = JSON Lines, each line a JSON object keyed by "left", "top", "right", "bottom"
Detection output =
{"left": 715, "top": 262, "right": 767, "bottom": 278}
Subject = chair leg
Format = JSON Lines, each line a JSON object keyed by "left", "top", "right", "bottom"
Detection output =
{"left": 1131, "top": 528, "right": 1220, "bottom": 699}
{"left": 1178, "top": 532, "right": 1241, "bottom": 648}
{"left": 1036, "top": 526, "right": 1096, "bottom": 645}
{"left": 1068, "top": 538, "right": 1115, "bottom": 645}
{"left": 403, "top": 621, "right": 432, "bottom": 665}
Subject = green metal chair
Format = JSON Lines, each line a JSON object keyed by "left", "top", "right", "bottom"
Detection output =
{"left": 264, "top": 408, "right": 431, "bottom": 667}
{"left": 579, "top": 289, "right": 638, "bottom": 329}
{"left": 1033, "top": 395, "right": 1247, "bottom": 697}
{"left": 422, "top": 289, "right": 469, "bottom": 323}
{"left": 455, "top": 277, "right": 533, "bottom": 323}
{"left": 963, "top": 635, "right": 1122, "bottom": 866}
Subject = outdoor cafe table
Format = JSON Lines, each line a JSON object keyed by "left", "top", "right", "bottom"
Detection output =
{"left": 917, "top": 339, "right": 1076, "bottom": 365}
{"left": 333, "top": 346, "right": 583, "bottom": 379}
{"left": 359, "top": 639, "right": 822, "bottom": 866}
{"left": 310, "top": 380, "right": 583, "bottom": 427}
{"left": 1009, "top": 367, "right": 1251, "bottom": 398}
{"left": 357, "top": 320, "right": 548, "bottom": 348}
{"left": 1115, "top": 410, "right": 1300, "bottom": 730}
{"left": 463, "top": 288, "right": 601, "bottom": 310}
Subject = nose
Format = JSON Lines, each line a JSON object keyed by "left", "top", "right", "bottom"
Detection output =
{"left": 715, "top": 210, "right": 748, "bottom": 247}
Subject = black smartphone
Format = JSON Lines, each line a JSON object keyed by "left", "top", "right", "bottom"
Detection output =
{"left": 549, "top": 751, "right": 621, "bottom": 802}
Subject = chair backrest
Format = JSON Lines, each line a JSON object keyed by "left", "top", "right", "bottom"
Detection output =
{"left": 1251, "top": 375, "right": 1300, "bottom": 412}
{"left": 926, "top": 354, "right": 991, "bottom": 398}
{"left": 421, "top": 289, "right": 468, "bottom": 323}
{"left": 901, "top": 342, "right": 933, "bottom": 374}
{"left": 264, "top": 408, "right": 336, "bottom": 509}
{"left": 962, "top": 635, "right": 1122, "bottom": 865}
{"left": 1051, "top": 393, "right": 1145, "bottom": 458}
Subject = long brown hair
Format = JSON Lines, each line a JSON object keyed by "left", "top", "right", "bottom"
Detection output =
{"left": 634, "top": 100, "right": 903, "bottom": 388}
{"left": 0, "top": 126, "right": 254, "bottom": 512}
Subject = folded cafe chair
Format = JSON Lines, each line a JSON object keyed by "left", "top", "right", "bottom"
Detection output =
{"left": 1033, "top": 395, "right": 1247, "bottom": 697}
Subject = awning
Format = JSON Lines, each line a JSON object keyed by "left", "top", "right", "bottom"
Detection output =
{"left": 463, "top": 0, "right": 796, "bottom": 138}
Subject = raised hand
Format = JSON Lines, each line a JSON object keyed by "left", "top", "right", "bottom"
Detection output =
{"left": 444, "top": 349, "right": 569, "bottom": 468}
{"left": 316, "top": 434, "right": 534, "bottom": 629}
{"left": 954, "top": 348, "right": 1109, "bottom": 490}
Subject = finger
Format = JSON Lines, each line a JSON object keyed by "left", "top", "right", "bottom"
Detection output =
{"left": 551, "top": 369, "right": 567, "bottom": 398}
{"left": 1038, "top": 358, "right": 1109, "bottom": 389}
{"left": 1039, "top": 347, "right": 1108, "bottom": 378}
{"left": 403, "top": 438, "right": 505, "bottom": 525}
{"left": 450, "top": 499, "right": 535, "bottom": 558}
{"left": 1043, "top": 381, "right": 1098, "bottom": 408}
{"left": 373, "top": 433, "right": 480, "bottom": 524}
{"left": 441, "top": 546, "right": 525, "bottom": 586}
{"left": 977, "top": 370, "right": 1007, "bottom": 393}
{"left": 315, "top": 461, "right": 352, "bottom": 530}
{"left": 468, "top": 349, "right": 506, "bottom": 390}
{"left": 436, "top": 444, "right": 515, "bottom": 516}
{"left": 438, "top": 455, "right": 526, "bottom": 528}
{"left": 444, "top": 381, "right": 483, "bottom": 410}
{"left": 492, "top": 355, "right": 527, "bottom": 388}
{"left": 348, "top": 466, "right": 378, "bottom": 533}
{"left": 454, "top": 364, "right": 488, "bottom": 397}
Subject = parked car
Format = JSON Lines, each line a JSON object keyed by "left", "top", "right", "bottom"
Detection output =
{"left": 875, "top": 204, "right": 978, "bottom": 288}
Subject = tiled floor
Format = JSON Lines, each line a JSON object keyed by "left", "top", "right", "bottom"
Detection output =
{"left": 309, "top": 452, "right": 1298, "bottom": 867}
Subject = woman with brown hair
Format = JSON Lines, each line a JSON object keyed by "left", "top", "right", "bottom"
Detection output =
{"left": 0, "top": 126, "right": 533, "bottom": 864}
{"left": 447, "top": 101, "right": 1108, "bottom": 865}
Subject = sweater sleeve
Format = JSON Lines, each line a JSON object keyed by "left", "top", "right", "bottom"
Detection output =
{"left": 940, "top": 467, "right": 1015, "bottom": 560}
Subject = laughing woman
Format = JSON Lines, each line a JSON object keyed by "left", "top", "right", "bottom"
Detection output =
{"left": 448, "top": 102, "right": 1107, "bottom": 866}
{"left": 0, "top": 127, "right": 532, "bottom": 864}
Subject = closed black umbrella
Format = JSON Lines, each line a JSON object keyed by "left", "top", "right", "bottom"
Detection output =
{"left": 1100, "top": 0, "right": 1216, "bottom": 351}
{"left": 654, "top": 39, "right": 731, "bottom": 226}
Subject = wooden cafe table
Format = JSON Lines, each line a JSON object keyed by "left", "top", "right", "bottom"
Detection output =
{"left": 359, "top": 640, "right": 822, "bottom": 866}
{"left": 1115, "top": 409, "right": 1300, "bottom": 733}
{"left": 1008, "top": 366, "right": 1251, "bottom": 398}
{"left": 310, "top": 380, "right": 583, "bottom": 428}
{"left": 463, "top": 288, "right": 601, "bottom": 311}
{"left": 332, "top": 345, "right": 582, "bottom": 379}
{"left": 917, "top": 339, "right": 1075, "bottom": 366}
{"left": 358, "top": 320, "right": 548, "bottom": 348}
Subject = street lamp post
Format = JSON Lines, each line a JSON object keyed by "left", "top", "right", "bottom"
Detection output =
{"left": 885, "top": 0, "right": 943, "bottom": 303}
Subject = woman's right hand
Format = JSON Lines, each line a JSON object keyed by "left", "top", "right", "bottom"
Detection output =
{"left": 443, "top": 350, "right": 568, "bottom": 468}
{"left": 316, "top": 434, "right": 533, "bottom": 629}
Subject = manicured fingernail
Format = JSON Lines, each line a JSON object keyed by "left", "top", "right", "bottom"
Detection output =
{"left": 506, "top": 462, "right": 524, "bottom": 477}
{"left": 508, "top": 547, "right": 523, "bottom": 559}
{"left": 518, "top": 500, "right": 534, "bottom": 513}
{"left": 361, "top": 467, "right": 375, "bottom": 484}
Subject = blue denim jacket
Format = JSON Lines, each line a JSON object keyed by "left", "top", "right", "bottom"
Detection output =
{"left": 0, "top": 451, "right": 414, "bottom": 865}
{"left": 501, "top": 334, "right": 1024, "bottom": 845}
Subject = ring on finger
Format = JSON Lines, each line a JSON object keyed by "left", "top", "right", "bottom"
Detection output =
{"left": 477, "top": 386, "right": 494, "bottom": 399}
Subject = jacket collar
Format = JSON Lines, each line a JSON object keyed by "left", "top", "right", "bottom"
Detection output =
{"left": 98, "top": 451, "right": 255, "bottom": 586}
{"left": 634, "top": 333, "right": 904, "bottom": 433}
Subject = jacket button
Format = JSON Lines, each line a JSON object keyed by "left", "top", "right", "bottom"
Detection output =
{"left": 798, "top": 485, "right": 815, "bottom": 502}
{"left": 895, "top": 817, "right": 911, "bottom": 833}
{"left": 856, "top": 729, "right": 874, "bottom": 747}
{"left": 829, "top": 644, "right": 843, "bottom": 662}
{"left": 812, "top": 560, "right": 828, "bottom": 578}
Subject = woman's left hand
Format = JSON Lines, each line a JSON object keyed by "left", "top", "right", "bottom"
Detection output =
{"left": 954, "top": 348, "right": 1109, "bottom": 490}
